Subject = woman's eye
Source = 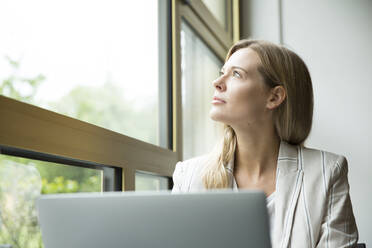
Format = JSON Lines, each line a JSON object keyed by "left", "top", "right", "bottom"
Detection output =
{"left": 219, "top": 70, "right": 241, "bottom": 78}
{"left": 233, "top": 71, "right": 241, "bottom": 78}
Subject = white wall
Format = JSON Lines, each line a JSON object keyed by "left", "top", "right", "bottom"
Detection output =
{"left": 240, "top": 0, "right": 281, "bottom": 43}
{"left": 241, "top": 0, "right": 372, "bottom": 245}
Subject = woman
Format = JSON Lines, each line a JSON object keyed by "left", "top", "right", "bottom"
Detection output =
{"left": 172, "top": 39, "right": 358, "bottom": 247}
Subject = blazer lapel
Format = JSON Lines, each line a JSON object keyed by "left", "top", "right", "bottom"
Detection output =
{"left": 273, "top": 141, "right": 303, "bottom": 248}
{"left": 225, "top": 140, "right": 304, "bottom": 247}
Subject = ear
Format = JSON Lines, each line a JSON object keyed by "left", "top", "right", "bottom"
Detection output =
{"left": 266, "top": 85, "right": 286, "bottom": 110}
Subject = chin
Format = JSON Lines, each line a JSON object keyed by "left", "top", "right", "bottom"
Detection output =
{"left": 209, "top": 110, "right": 228, "bottom": 124}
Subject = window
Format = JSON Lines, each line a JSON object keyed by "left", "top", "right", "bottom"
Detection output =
{"left": 173, "top": 0, "right": 239, "bottom": 160}
{"left": 0, "top": 0, "right": 239, "bottom": 247}
{"left": 0, "top": 0, "right": 166, "bottom": 147}
{"left": 0, "top": 154, "right": 103, "bottom": 248}
{"left": 181, "top": 21, "right": 222, "bottom": 159}
{"left": 135, "top": 172, "right": 170, "bottom": 191}
{"left": 201, "top": 0, "right": 228, "bottom": 30}
{"left": 0, "top": 0, "right": 176, "bottom": 192}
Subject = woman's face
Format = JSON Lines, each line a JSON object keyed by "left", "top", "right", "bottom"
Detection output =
{"left": 209, "top": 47, "right": 272, "bottom": 127}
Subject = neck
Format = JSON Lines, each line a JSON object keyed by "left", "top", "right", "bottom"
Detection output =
{"left": 233, "top": 124, "right": 280, "bottom": 178}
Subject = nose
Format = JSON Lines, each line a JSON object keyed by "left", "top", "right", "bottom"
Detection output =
{"left": 213, "top": 76, "right": 226, "bottom": 92}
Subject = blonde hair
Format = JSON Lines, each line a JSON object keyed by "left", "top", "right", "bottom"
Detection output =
{"left": 202, "top": 39, "right": 314, "bottom": 189}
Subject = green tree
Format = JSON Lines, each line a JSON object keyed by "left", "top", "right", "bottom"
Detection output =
{"left": 0, "top": 158, "right": 100, "bottom": 248}
{"left": 0, "top": 160, "right": 42, "bottom": 248}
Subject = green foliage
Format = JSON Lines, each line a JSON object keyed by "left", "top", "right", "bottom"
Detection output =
{"left": 35, "top": 159, "right": 100, "bottom": 185}
{"left": 48, "top": 82, "right": 158, "bottom": 145}
{"left": 41, "top": 175, "right": 100, "bottom": 194}
{"left": 0, "top": 160, "right": 42, "bottom": 248}
{"left": 0, "top": 156, "right": 102, "bottom": 248}
{"left": 0, "top": 56, "right": 45, "bottom": 103}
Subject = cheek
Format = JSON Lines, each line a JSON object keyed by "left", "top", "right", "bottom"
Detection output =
{"left": 209, "top": 83, "right": 269, "bottom": 124}
{"left": 229, "top": 85, "right": 267, "bottom": 117}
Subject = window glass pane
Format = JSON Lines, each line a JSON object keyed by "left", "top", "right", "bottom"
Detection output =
{"left": 181, "top": 21, "right": 222, "bottom": 160}
{"left": 0, "top": 0, "right": 165, "bottom": 147}
{"left": 201, "top": 0, "right": 228, "bottom": 30}
{"left": 135, "top": 171, "right": 169, "bottom": 191}
{"left": 0, "top": 154, "right": 102, "bottom": 248}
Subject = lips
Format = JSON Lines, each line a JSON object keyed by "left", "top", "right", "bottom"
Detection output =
{"left": 212, "top": 96, "right": 226, "bottom": 103}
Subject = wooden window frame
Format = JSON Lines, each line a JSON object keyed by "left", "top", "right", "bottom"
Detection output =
{"left": 0, "top": 0, "right": 240, "bottom": 191}
{"left": 181, "top": 0, "right": 240, "bottom": 48}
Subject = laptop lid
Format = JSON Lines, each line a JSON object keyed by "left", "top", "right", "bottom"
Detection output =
{"left": 37, "top": 190, "right": 271, "bottom": 248}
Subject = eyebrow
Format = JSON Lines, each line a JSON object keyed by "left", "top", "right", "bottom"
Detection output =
{"left": 221, "top": 65, "right": 249, "bottom": 74}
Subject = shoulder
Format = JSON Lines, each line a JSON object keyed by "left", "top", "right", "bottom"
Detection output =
{"left": 172, "top": 154, "right": 210, "bottom": 192}
{"left": 290, "top": 145, "right": 357, "bottom": 246}
{"left": 300, "top": 145, "right": 349, "bottom": 181}
{"left": 173, "top": 154, "right": 210, "bottom": 177}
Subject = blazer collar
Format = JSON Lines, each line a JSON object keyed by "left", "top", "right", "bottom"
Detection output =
{"left": 226, "top": 140, "right": 303, "bottom": 248}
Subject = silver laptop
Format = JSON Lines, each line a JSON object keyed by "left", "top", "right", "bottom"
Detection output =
{"left": 37, "top": 190, "right": 271, "bottom": 248}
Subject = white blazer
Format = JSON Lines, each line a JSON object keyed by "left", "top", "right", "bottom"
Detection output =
{"left": 172, "top": 140, "right": 358, "bottom": 248}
